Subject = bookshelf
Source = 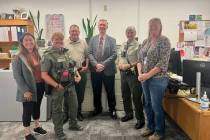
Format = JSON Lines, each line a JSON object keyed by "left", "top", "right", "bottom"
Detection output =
{"left": 0, "top": 19, "right": 34, "bottom": 69}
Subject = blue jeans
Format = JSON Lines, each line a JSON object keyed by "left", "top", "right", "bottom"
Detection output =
{"left": 142, "top": 77, "right": 168, "bottom": 136}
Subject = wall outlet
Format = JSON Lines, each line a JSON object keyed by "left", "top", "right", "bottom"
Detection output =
{"left": 104, "top": 5, "right": 107, "bottom": 11}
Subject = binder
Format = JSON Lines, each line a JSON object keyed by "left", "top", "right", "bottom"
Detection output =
{"left": 0, "top": 27, "right": 3, "bottom": 41}
{"left": 0, "top": 26, "right": 27, "bottom": 42}
{"left": 20, "top": 26, "right": 27, "bottom": 34}
{"left": 11, "top": 26, "right": 18, "bottom": 41}
{"left": 16, "top": 26, "right": 22, "bottom": 41}
{"left": 17, "top": 26, "right": 27, "bottom": 41}
{"left": 0, "top": 27, "right": 10, "bottom": 42}
{"left": 7, "top": 27, "right": 12, "bottom": 42}
{"left": 3, "top": 27, "right": 9, "bottom": 41}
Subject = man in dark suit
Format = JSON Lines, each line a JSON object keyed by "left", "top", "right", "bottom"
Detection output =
{"left": 88, "top": 19, "right": 117, "bottom": 119}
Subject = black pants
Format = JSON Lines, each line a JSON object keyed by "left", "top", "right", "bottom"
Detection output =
{"left": 75, "top": 72, "right": 87, "bottom": 113}
{"left": 90, "top": 72, "right": 116, "bottom": 112}
{"left": 22, "top": 82, "right": 45, "bottom": 127}
{"left": 121, "top": 72, "right": 145, "bottom": 121}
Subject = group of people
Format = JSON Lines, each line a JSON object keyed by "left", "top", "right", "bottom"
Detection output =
{"left": 12, "top": 17, "right": 171, "bottom": 140}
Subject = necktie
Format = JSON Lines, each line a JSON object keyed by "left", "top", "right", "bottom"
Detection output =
{"left": 96, "top": 36, "right": 104, "bottom": 62}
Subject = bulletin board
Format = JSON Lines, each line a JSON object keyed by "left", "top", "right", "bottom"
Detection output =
{"left": 45, "top": 14, "right": 64, "bottom": 42}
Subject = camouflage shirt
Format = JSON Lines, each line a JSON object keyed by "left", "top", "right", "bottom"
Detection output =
{"left": 41, "top": 47, "right": 76, "bottom": 84}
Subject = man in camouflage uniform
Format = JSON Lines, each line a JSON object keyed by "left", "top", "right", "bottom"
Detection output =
{"left": 41, "top": 32, "right": 82, "bottom": 140}
{"left": 118, "top": 26, "right": 145, "bottom": 129}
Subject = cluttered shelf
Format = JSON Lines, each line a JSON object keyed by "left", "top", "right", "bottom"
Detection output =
{"left": 0, "top": 19, "right": 34, "bottom": 69}
{"left": 0, "top": 58, "right": 12, "bottom": 60}
{"left": 0, "top": 19, "right": 33, "bottom": 26}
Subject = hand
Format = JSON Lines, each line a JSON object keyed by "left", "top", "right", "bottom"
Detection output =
{"left": 79, "top": 66, "right": 88, "bottom": 73}
{"left": 121, "top": 64, "right": 130, "bottom": 71}
{"left": 24, "top": 92, "right": 32, "bottom": 101}
{"left": 138, "top": 73, "right": 150, "bottom": 82}
{"left": 118, "top": 64, "right": 123, "bottom": 70}
{"left": 75, "top": 71, "right": 81, "bottom": 83}
{"left": 55, "top": 84, "right": 64, "bottom": 92}
{"left": 96, "top": 64, "right": 105, "bottom": 72}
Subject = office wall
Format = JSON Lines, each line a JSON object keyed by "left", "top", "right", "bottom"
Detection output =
{"left": 0, "top": 0, "right": 210, "bottom": 46}
{"left": 0, "top": 0, "right": 90, "bottom": 40}
{"left": 139, "top": 0, "right": 210, "bottom": 47}
{"left": 91, "top": 0, "right": 139, "bottom": 44}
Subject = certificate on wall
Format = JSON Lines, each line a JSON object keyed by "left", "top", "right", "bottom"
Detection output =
{"left": 45, "top": 14, "right": 64, "bottom": 44}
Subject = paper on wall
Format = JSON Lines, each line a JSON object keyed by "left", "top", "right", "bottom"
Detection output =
{"left": 204, "top": 28, "right": 210, "bottom": 47}
{"left": 184, "top": 30, "right": 197, "bottom": 41}
{"left": 184, "top": 46, "right": 194, "bottom": 59}
{"left": 197, "top": 30, "right": 204, "bottom": 40}
{"left": 195, "top": 40, "right": 205, "bottom": 47}
{"left": 45, "top": 14, "right": 64, "bottom": 43}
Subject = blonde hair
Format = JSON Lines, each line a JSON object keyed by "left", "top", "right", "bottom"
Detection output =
{"left": 148, "top": 18, "right": 162, "bottom": 39}
{"left": 51, "top": 32, "right": 64, "bottom": 41}
{"left": 18, "top": 32, "right": 41, "bottom": 66}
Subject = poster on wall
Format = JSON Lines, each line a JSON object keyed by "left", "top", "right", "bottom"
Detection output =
{"left": 45, "top": 14, "right": 64, "bottom": 45}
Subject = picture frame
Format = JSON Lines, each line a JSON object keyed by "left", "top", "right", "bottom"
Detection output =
{"left": 21, "top": 12, "right": 28, "bottom": 19}
{"left": 5, "top": 14, "right": 15, "bottom": 19}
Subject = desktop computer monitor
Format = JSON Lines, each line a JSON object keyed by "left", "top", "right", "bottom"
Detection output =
{"left": 182, "top": 60, "right": 210, "bottom": 88}
{"left": 168, "top": 49, "right": 182, "bottom": 75}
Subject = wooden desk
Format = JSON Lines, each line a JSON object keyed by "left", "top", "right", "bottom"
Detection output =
{"left": 0, "top": 58, "right": 11, "bottom": 69}
{"left": 163, "top": 96, "right": 210, "bottom": 140}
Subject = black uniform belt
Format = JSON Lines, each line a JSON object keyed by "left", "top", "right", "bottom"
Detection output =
{"left": 121, "top": 69, "right": 135, "bottom": 75}
{"left": 61, "top": 81, "right": 74, "bottom": 89}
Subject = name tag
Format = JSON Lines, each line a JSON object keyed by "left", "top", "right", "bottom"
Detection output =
{"left": 57, "top": 57, "right": 66, "bottom": 62}
{"left": 143, "top": 57, "right": 147, "bottom": 65}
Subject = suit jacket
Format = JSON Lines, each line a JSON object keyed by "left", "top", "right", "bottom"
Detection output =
{"left": 12, "top": 54, "right": 37, "bottom": 102}
{"left": 88, "top": 35, "right": 117, "bottom": 76}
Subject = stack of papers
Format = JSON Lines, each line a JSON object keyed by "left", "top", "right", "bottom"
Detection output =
{"left": 188, "top": 97, "right": 201, "bottom": 103}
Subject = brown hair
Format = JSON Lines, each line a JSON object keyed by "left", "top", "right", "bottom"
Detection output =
{"left": 18, "top": 32, "right": 41, "bottom": 66}
{"left": 69, "top": 24, "right": 80, "bottom": 30}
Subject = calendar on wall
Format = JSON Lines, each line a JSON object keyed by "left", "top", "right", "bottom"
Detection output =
{"left": 45, "top": 14, "right": 64, "bottom": 44}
